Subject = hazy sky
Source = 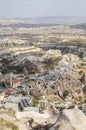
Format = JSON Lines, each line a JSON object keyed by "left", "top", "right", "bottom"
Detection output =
{"left": 0, "top": 0, "right": 86, "bottom": 18}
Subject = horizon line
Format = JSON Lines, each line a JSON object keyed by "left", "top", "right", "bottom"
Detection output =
{"left": 0, "top": 16, "right": 86, "bottom": 19}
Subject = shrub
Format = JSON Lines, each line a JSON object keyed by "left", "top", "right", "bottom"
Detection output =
{"left": 63, "top": 90, "right": 69, "bottom": 98}
{"left": 31, "top": 95, "right": 41, "bottom": 107}
{"left": 43, "top": 58, "right": 55, "bottom": 70}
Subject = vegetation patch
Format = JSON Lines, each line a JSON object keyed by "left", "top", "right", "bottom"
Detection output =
{"left": 63, "top": 90, "right": 69, "bottom": 98}
{"left": 43, "top": 58, "right": 57, "bottom": 70}
{"left": 31, "top": 95, "right": 42, "bottom": 107}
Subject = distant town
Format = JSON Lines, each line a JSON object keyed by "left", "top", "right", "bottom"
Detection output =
{"left": 0, "top": 18, "right": 86, "bottom": 130}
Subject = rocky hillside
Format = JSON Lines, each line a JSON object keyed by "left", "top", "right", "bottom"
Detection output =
{"left": 15, "top": 104, "right": 86, "bottom": 130}
{"left": 0, "top": 21, "right": 86, "bottom": 58}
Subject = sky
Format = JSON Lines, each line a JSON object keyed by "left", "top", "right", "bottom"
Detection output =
{"left": 0, "top": 0, "right": 86, "bottom": 18}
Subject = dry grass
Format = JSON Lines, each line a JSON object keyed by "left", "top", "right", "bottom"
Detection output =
{"left": 0, "top": 117, "right": 19, "bottom": 130}
{"left": 77, "top": 62, "right": 86, "bottom": 73}
{"left": 0, "top": 109, "right": 15, "bottom": 117}
{"left": 47, "top": 95, "right": 64, "bottom": 103}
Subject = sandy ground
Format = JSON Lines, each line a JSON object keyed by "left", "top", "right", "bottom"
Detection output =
{"left": 0, "top": 113, "right": 28, "bottom": 130}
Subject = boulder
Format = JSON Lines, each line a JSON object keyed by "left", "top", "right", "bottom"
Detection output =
{"left": 57, "top": 108, "right": 86, "bottom": 130}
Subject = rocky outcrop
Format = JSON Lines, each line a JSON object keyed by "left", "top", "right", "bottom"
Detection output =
{"left": 50, "top": 108, "right": 86, "bottom": 130}
{"left": 81, "top": 73, "right": 86, "bottom": 85}
{"left": 16, "top": 103, "right": 58, "bottom": 130}
{"left": 82, "top": 85, "right": 86, "bottom": 95}
{"left": 22, "top": 59, "right": 40, "bottom": 74}
{"left": 39, "top": 42, "right": 86, "bottom": 58}
{"left": 59, "top": 108, "right": 86, "bottom": 130}
{"left": 16, "top": 105, "right": 86, "bottom": 130}
{"left": 58, "top": 53, "right": 81, "bottom": 72}
{"left": 45, "top": 49, "right": 62, "bottom": 58}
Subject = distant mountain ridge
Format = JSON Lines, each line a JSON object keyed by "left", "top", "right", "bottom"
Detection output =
{"left": 1, "top": 17, "right": 86, "bottom": 25}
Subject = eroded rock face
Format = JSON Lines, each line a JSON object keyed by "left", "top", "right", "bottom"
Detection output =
{"left": 16, "top": 106, "right": 86, "bottom": 130}
{"left": 50, "top": 108, "right": 86, "bottom": 130}
{"left": 51, "top": 53, "right": 84, "bottom": 91}
{"left": 81, "top": 73, "right": 86, "bottom": 85}
{"left": 45, "top": 49, "right": 62, "bottom": 58}
{"left": 51, "top": 65, "right": 83, "bottom": 92}
{"left": 62, "top": 109, "right": 86, "bottom": 130}
{"left": 58, "top": 53, "right": 80, "bottom": 68}
{"left": 22, "top": 59, "right": 40, "bottom": 75}
{"left": 54, "top": 78, "right": 83, "bottom": 91}
{"left": 49, "top": 121, "right": 75, "bottom": 130}
{"left": 82, "top": 85, "right": 86, "bottom": 95}
{"left": 16, "top": 103, "right": 58, "bottom": 130}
